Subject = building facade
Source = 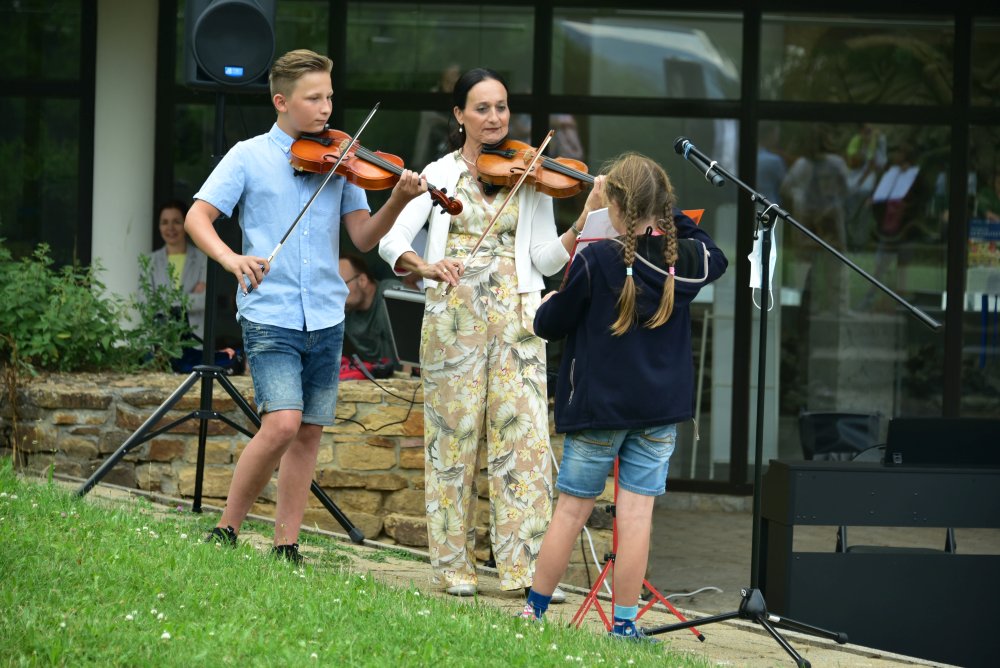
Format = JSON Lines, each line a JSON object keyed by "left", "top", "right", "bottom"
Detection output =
{"left": 1, "top": 0, "right": 997, "bottom": 493}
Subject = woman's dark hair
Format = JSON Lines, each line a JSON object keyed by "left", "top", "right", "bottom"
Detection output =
{"left": 157, "top": 198, "right": 189, "bottom": 221}
{"left": 447, "top": 67, "right": 509, "bottom": 150}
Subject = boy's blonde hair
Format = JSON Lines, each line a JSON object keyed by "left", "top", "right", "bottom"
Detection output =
{"left": 269, "top": 49, "right": 333, "bottom": 98}
{"left": 602, "top": 153, "right": 679, "bottom": 336}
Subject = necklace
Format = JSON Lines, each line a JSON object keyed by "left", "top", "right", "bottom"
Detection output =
{"left": 460, "top": 150, "right": 477, "bottom": 167}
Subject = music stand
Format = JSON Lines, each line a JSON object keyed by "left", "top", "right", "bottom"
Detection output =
{"left": 383, "top": 287, "right": 425, "bottom": 369}
{"left": 77, "top": 93, "right": 364, "bottom": 544}
{"left": 643, "top": 139, "right": 942, "bottom": 667}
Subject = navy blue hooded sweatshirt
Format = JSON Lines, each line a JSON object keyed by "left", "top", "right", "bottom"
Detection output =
{"left": 533, "top": 210, "right": 728, "bottom": 433}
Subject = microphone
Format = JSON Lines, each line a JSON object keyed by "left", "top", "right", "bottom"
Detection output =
{"left": 673, "top": 137, "right": 725, "bottom": 187}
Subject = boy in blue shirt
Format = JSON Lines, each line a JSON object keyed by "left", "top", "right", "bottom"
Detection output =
{"left": 185, "top": 49, "right": 426, "bottom": 561}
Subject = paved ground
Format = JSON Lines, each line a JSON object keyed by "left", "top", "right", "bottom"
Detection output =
{"left": 70, "top": 478, "right": 978, "bottom": 668}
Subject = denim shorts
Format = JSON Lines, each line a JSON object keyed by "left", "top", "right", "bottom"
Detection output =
{"left": 240, "top": 317, "right": 344, "bottom": 426}
{"left": 556, "top": 424, "right": 677, "bottom": 498}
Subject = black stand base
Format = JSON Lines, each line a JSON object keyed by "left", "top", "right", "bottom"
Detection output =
{"left": 76, "top": 364, "right": 364, "bottom": 544}
{"left": 642, "top": 588, "right": 847, "bottom": 668}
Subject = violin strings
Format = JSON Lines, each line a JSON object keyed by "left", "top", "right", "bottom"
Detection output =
{"left": 540, "top": 156, "right": 594, "bottom": 183}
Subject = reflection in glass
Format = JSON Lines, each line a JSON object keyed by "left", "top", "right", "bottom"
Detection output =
{"left": 963, "top": 125, "right": 1000, "bottom": 416}
{"left": 971, "top": 19, "right": 1000, "bottom": 107}
{"left": 0, "top": 97, "right": 80, "bottom": 265}
{"left": 345, "top": 3, "right": 533, "bottom": 93}
{"left": 552, "top": 9, "right": 741, "bottom": 99}
{"left": 769, "top": 122, "right": 948, "bottom": 463}
{"left": 0, "top": 0, "right": 81, "bottom": 80}
{"left": 760, "top": 15, "right": 953, "bottom": 104}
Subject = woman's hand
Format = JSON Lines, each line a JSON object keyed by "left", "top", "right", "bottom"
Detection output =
{"left": 419, "top": 258, "right": 464, "bottom": 286}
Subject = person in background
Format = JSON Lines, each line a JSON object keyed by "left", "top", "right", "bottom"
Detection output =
{"left": 145, "top": 199, "right": 207, "bottom": 349}
{"left": 523, "top": 153, "right": 727, "bottom": 637}
{"left": 339, "top": 253, "right": 402, "bottom": 365}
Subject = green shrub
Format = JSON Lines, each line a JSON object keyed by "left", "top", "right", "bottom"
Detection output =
{"left": 0, "top": 240, "right": 193, "bottom": 374}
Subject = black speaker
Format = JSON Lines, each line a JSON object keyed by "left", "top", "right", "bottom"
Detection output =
{"left": 184, "top": 0, "right": 276, "bottom": 93}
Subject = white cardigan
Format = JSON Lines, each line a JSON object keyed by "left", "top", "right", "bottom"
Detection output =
{"left": 378, "top": 153, "right": 570, "bottom": 293}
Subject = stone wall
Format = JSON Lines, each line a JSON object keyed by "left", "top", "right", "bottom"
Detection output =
{"left": 1, "top": 371, "right": 613, "bottom": 588}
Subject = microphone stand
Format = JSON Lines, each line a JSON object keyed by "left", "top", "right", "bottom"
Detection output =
{"left": 643, "top": 140, "right": 941, "bottom": 667}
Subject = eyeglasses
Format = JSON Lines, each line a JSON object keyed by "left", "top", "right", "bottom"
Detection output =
{"left": 344, "top": 274, "right": 360, "bottom": 285}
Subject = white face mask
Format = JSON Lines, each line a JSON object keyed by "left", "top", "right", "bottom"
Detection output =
{"left": 748, "top": 227, "right": 777, "bottom": 310}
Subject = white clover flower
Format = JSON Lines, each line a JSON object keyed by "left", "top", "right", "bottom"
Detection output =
{"left": 417, "top": 610, "right": 430, "bottom": 616}
{"left": 565, "top": 656, "right": 574, "bottom": 661}
{"left": 157, "top": 613, "right": 164, "bottom": 621}
{"left": 161, "top": 631, "right": 171, "bottom": 640}
{"left": 150, "top": 609, "right": 157, "bottom": 615}
{"left": 125, "top": 614, "right": 134, "bottom": 621}
{"left": 549, "top": 644, "right": 558, "bottom": 650}
{"left": 59, "top": 622, "right": 66, "bottom": 629}
{"left": 157, "top": 593, "right": 165, "bottom": 600}
{"left": 180, "top": 533, "right": 188, "bottom": 539}
{"left": 515, "top": 633, "right": 524, "bottom": 639}
{"left": 310, "top": 653, "right": 318, "bottom": 660}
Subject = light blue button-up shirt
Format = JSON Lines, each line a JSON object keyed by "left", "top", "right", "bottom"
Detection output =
{"left": 194, "top": 123, "right": 370, "bottom": 331}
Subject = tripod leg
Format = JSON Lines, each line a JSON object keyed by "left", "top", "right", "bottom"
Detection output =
{"left": 769, "top": 614, "right": 848, "bottom": 644}
{"left": 572, "top": 559, "right": 613, "bottom": 629}
{"left": 77, "top": 371, "right": 201, "bottom": 496}
{"left": 640, "top": 579, "right": 705, "bottom": 641}
{"left": 192, "top": 371, "right": 217, "bottom": 513}
{"left": 214, "top": 369, "right": 365, "bottom": 543}
{"left": 310, "top": 481, "right": 364, "bottom": 544}
{"left": 643, "top": 609, "right": 739, "bottom": 635}
{"left": 755, "top": 614, "right": 811, "bottom": 668}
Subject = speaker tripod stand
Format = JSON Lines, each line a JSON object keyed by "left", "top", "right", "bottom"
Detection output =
{"left": 76, "top": 365, "right": 364, "bottom": 543}
{"left": 571, "top": 459, "right": 704, "bottom": 642}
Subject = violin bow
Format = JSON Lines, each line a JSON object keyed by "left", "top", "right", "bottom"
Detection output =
{"left": 446, "top": 130, "right": 556, "bottom": 291}
{"left": 246, "top": 102, "right": 380, "bottom": 295}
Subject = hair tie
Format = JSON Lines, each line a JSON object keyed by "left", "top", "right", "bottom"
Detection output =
{"left": 626, "top": 266, "right": 633, "bottom": 277}
{"left": 668, "top": 266, "right": 675, "bottom": 276}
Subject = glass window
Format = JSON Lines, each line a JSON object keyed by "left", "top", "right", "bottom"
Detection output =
{"left": 552, "top": 9, "right": 741, "bottom": 99}
{"left": 971, "top": 19, "right": 1000, "bottom": 107}
{"left": 964, "top": 125, "right": 1000, "bottom": 416}
{"left": 0, "top": 0, "right": 81, "bottom": 80}
{"left": 770, "top": 122, "right": 948, "bottom": 463}
{"left": 345, "top": 3, "right": 534, "bottom": 93}
{"left": 0, "top": 97, "right": 81, "bottom": 266}
{"left": 760, "top": 15, "right": 953, "bottom": 104}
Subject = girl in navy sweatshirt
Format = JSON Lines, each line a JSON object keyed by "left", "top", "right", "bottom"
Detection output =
{"left": 521, "top": 153, "right": 728, "bottom": 638}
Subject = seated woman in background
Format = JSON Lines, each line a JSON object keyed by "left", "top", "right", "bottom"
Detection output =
{"left": 145, "top": 199, "right": 208, "bottom": 368}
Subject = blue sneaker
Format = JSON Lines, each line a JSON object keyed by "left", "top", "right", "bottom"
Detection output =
{"left": 609, "top": 618, "right": 659, "bottom": 643}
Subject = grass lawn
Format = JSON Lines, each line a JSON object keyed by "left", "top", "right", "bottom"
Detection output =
{"left": 0, "top": 460, "right": 705, "bottom": 667}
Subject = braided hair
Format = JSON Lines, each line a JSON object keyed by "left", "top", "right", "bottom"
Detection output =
{"left": 603, "top": 153, "right": 678, "bottom": 336}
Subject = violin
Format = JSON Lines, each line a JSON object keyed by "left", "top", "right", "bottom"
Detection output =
{"left": 476, "top": 138, "right": 594, "bottom": 198}
{"left": 290, "top": 128, "right": 463, "bottom": 215}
